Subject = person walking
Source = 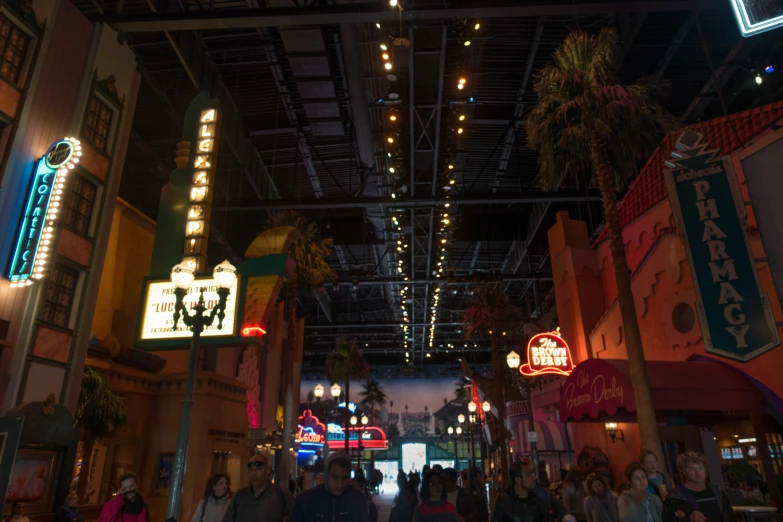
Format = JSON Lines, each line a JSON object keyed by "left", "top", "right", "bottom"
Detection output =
{"left": 191, "top": 474, "right": 232, "bottom": 522}
{"left": 413, "top": 470, "right": 458, "bottom": 522}
{"left": 98, "top": 473, "right": 150, "bottom": 522}
{"left": 56, "top": 492, "right": 84, "bottom": 522}
{"left": 618, "top": 464, "right": 662, "bottom": 522}
{"left": 563, "top": 468, "right": 587, "bottom": 522}
{"left": 639, "top": 451, "right": 673, "bottom": 501}
{"left": 492, "top": 461, "right": 550, "bottom": 522}
{"left": 390, "top": 484, "right": 419, "bottom": 522}
{"left": 288, "top": 451, "right": 368, "bottom": 522}
{"left": 223, "top": 453, "right": 292, "bottom": 522}
{"left": 468, "top": 468, "right": 489, "bottom": 522}
{"left": 442, "top": 468, "right": 477, "bottom": 522}
{"left": 583, "top": 474, "right": 618, "bottom": 522}
{"left": 662, "top": 453, "right": 732, "bottom": 522}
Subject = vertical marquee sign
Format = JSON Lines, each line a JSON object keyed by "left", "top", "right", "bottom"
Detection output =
{"left": 664, "top": 129, "right": 779, "bottom": 362}
{"left": 6, "top": 138, "right": 82, "bottom": 287}
{"left": 184, "top": 107, "right": 220, "bottom": 272}
{"left": 729, "top": 0, "right": 783, "bottom": 36}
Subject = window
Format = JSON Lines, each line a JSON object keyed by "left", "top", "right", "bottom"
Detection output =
{"left": 41, "top": 264, "right": 79, "bottom": 328}
{"left": 63, "top": 175, "right": 97, "bottom": 234}
{"left": 83, "top": 96, "right": 113, "bottom": 152}
{"left": 0, "top": 14, "right": 29, "bottom": 85}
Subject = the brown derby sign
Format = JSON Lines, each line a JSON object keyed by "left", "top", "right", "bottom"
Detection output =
{"left": 558, "top": 359, "right": 636, "bottom": 421}
{"left": 519, "top": 330, "right": 575, "bottom": 377}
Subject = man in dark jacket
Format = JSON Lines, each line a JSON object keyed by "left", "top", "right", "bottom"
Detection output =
{"left": 663, "top": 452, "right": 733, "bottom": 522}
{"left": 492, "top": 461, "right": 551, "bottom": 522}
{"left": 442, "top": 468, "right": 478, "bottom": 522}
{"left": 289, "top": 451, "right": 368, "bottom": 522}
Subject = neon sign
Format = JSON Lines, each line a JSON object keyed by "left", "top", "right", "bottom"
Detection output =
{"left": 519, "top": 330, "right": 574, "bottom": 377}
{"left": 337, "top": 402, "right": 357, "bottom": 413}
{"left": 326, "top": 424, "right": 389, "bottom": 450}
{"left": 184, "top": 108, "right": 220, "bottom": 272}
{"left": 7, "top": 138, "right": 81, "bottom": 287}
{"left": 729, "top": 0, "right": 783, "bottom": 36}
{"left": 241, "top": 326, "right": 267, "bottom": 337}
{"left": 297, "top": 410, "right": 325, "bottom": 448}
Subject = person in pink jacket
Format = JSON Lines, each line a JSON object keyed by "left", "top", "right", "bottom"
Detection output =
{"left": 98, "top": 473, "right": 151, "bottom": 522}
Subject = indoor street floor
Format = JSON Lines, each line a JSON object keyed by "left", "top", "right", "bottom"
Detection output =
{"left": 374, "top": 492, "right": 396, "bottom": 522}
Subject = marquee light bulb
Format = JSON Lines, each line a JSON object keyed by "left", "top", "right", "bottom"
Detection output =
{"left": 376, "top": 23, "right": 381, "bottom": 29}
{"left": 380, "top": 44, "right": 388, "bottom": 51}
{"left": 457, "top": 128, "right": 464, "bottom": 134}
{"left": 464, "top": 40, "right": 471, "bottom": 46}
{"left": 389, "top": 167, "right": 395, "bottom": 173}
{"left": 457, "top": 84, "right": 464, "bottom": 90}
{"left": 385, "top": 62, "right": 393, "bottom": 70}
{"left": 390, "top": 114, "right": 397, "bottom": 121}
{"left": 382, "top": 53, "right": 390, "bottom": 60}
{"left": 474, "top": 23, "right": 480, "bottom": 30}
{"left": 387, "top": 137, "right": 395, "bottom": 144}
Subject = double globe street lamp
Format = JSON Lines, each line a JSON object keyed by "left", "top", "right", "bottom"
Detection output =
{"left": 506, "top": 350, "right": 539, "bottom": 476}
{"left": 166, "top": 260, "right": 237, "bottom": 520}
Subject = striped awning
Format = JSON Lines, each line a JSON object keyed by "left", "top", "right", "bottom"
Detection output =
{"left": 516, "top": 420, "right": 572, "bottom": 453}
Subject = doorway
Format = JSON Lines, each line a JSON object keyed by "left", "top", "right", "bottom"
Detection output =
{"left": 402, "top": 443, "right": 427, "bottom": 473}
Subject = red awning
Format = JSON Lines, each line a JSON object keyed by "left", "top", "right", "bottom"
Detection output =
{"left": 559, "top": 359, "right": 763, "bottom": 422}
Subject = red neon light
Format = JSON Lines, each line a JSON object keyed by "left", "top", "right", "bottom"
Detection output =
{"left": 297, "top": 426, "right": 324, "bottom": 444}
{"left": 242, "top": 326, "right": 267, "bottom": 337}
{"left": 519, "top": 331, "right": 574, "bottom": 377}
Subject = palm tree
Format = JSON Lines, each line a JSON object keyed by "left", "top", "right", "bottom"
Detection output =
{"left": 74, "top": 367, "right": 128, "bottom": 502}
{"left": 325, "top": 338, "right": 368, "bottom": 452}
{"left": 360, "top": 379, "right": 387, "bottom": 472}
{"left": 266, "top": 211, "right": 336, "bottom": 482}
{"left": 389, "top": 400, "right": 394, "bottom": 419}
{"left": 463, "top": 284, "right": 523, "bottom": 483}
{"left": 454, "top": 382, "right": 470, "bottom": 403}
{"left": 424, "top": 405, "right": 429, "bottom": 417}
{"left": 443, "top": 397, "right": 448, "bottom": 406}
{"left": 526, "top": 28, "right": 675, "bottom": 461}
{"left": 307, "top": 389, "right": 315, "bottom": 410}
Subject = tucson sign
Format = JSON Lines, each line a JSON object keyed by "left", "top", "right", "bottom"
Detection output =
{"left": 664, "top": 129, "right": 779, "bottom": 362}
{"left": 519, "top": 330, "right": 574, "bottom": 377}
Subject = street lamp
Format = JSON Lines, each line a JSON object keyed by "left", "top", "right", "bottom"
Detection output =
{"left": 314, "top": 383, "right": 325, "bottom": 399}
{"left": 458, "top": 414, "right": 465, "bottom": 425}
{"left": 166, "top": 259, "right": 236, "bottom": 520}
{"left": 468, "top": 401, "right": 477, "bottom": 413}
{"left": 506, "top": 351, "right": 539, "bottom": 478}
{"left": 331, "top": 383, "right": 342, "bottom": 399}
{"left": 350, "top": 415, "right": 358, "bottom": 426}
{"left": 448, "top": 426, "right": 454, "bottom": 435}
{"left": 456, "top": 426, "right": 462, "bottom": 435}
{"left": 361, "top": 415, "right": 369, "bottom": 426}
{"left": 482, "top": 400, "right": 491, "bottom": 413}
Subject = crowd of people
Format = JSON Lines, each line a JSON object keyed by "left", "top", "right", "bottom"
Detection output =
{"left": 23, "top": 448, "right": 737, "bottom": 522}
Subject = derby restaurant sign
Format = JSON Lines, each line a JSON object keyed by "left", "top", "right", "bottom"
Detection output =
{"left": 559, "top": 359, "right": 635, "bottom": 421}
{"left": 664, "top": 130, "right": 778, "bottom": 362}
{"left": 519, "top": 330, "right": 575, "bottom": 377}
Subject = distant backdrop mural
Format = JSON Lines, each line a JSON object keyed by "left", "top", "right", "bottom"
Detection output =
{"left": 300, "top": 378, "right": 467, "bottom": 438}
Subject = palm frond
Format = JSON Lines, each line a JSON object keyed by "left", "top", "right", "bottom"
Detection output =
{"left": 360, "top": 379, "right": 388, "bottom": 408}
{"left": 325, "top": 337, "right": 369, "bottom": 385}
{"left": 75, "top": 367, "right": 128, "bottom": 441}
{"left": 266, "top": 211, "right": 337, "bottom": 290}
{"left": 526, "top": 27, "right": 677, "bottom": 191}
{"left": 462, "top": 285, "right": 524, "bottom": 339}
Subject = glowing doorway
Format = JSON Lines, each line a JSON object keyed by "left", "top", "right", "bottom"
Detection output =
{"left": 402, "top": 443, "right": 427, "bottom": 473}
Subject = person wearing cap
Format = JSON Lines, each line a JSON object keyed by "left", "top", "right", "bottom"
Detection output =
{"left": 288, "top": 451, "right": 368, "bottom": 522}
{"left": 222, "top": 452, "right": 292, "bottom": 522}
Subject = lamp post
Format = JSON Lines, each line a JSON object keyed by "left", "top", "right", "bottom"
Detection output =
{"left": 447, "top": 426, "right": 459, "bottom": 467}
{"left": 166, "top": 260, "right": 236, "bottom": 520}
{"left": 480, "top": 400, "right": 491, "bottom": 474}
{"left": 507, "top": 350, "right": 539, "bottom": 479}
{"left": 467, "top": 402, "right": 477, "bottom": 468}
{"left": 314, "top": 383, "right": 324, "bottom": 416}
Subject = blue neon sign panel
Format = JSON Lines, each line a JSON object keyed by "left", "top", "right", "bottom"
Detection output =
{"left": 7, "top": 139, "right": 76, "bottom": 285}
{"left": 730, "top": 0, "right": 783, "bottom": 36}
{"left": 7, "top": 159, "right": 58, "bottom": 282}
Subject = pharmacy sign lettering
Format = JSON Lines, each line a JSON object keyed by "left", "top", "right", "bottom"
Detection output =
{"left": 664, "top": 129, "right": 779, "bottom": 362}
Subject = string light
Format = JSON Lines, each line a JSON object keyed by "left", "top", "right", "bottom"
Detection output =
{"left": 474, "top": 22, "right": 480, "bottom": 30}
{"left": 755, "top": 74, "right": 763, "bottom": 85}
{"left": 459, "top": 114, "right": 465, "bottom": 121}
{"left": 385, "top": 62, "right": 393, "bottom": 70}
{"left": 457, "top": 128, "right": 464, "bottom": 134}
{"left": 464, "top": 39, "right": 471, "bottom": 46}
{"left": 380, "top": 44, "right": 388, "bottom": 51}
{"left": 387, "top": 137, "right": 395, "bottom": 144}
{"left": 389, "top": 0, "right": 397, "bottom": 6}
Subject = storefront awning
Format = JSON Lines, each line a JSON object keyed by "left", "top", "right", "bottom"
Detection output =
{"left": 516, "top": 420, "right": 572, "bottom": 453}
{"left": 559, "top": 358, "right": 763, "bottom": 422}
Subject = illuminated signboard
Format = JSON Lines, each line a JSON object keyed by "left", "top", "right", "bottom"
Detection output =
{"left": 729, "top": 0, "right": 783, "bottom": 36}
{"left": 296, "top": 410, "right": 325, "bottom": 447}
{"left": 139, "top": 278, "right": 237, "bottom": 340}
{"left": 7, "top": 138, "right": 81, "bottom": 287}
{"left": 184, "top": 108, "right": 220, "bottom": 272}
{"left": 519, "top": 330, "right": 574, "bottom": 377}
{"left": 337, "top": 402, "right": 357, "bottom": 413}
{"left": 326, "top": 423, "right": 389, "bottom": 450}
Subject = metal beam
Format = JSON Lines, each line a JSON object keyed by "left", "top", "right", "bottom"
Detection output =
{"left": 331, "top": 274, "right": 553, "bottom": 287}
{"left": 680, "top": 38, "right": 748, "bottom": 123}
{"left": 104, "top": 0, "right": 705, "bottom": 33}
{"left": 217, "top": 192, "right": 601, "bottom": 211}
{"left": 305, "top": 321, "right": 467, "bottom": 329}
{"left": 651, "top": 12, "right": 694, "bottom": 82}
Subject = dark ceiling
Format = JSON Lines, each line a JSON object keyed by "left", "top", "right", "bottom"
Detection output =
{"left": 70, "top": 0, "right": 783, "bottom": 376}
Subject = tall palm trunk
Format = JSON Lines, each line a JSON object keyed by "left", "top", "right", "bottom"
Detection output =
{"left": 490, "top": 336, "right": 510, "bottom": 484}
{"left": 344, "top": 380, "right": 351, "bottom": 452}
{"left": 279, "top": 280, "right": 298, "bottom": 485}
{"left": 593, "top": 138, "right": 663, "bottom": 462}
{"left": 77, "top": 438, "right": 95, "bottom": 503}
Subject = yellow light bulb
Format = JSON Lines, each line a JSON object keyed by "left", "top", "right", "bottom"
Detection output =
{"left": 384, "top": 62, "right": 393, "bottom": 70}
{"left": 448, "top": 164, "right": 454, "bottom": 169}
{"left": 387, "top": 137, "right": 394, "bottom": 143}
{"left": 459, "top": 115, "right": 465, "bottom": 121}
{"left": 457, "top": 128, "right": 464, "bottom": 134}
{"left": 464, "top": 40, "right": 471, "bottom": 46}
{"left": 380, "top": 44, "right": 388, "bottom": 51}
{"left": 382, "top": 53, "right": 390, "bottom": 60}
{"left": 390, "top": 114, "right": 397, "bottom": 121}
{"left": 474, "top": 23, "right": 480, "bottom": 30}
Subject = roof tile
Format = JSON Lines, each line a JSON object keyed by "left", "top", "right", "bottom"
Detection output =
{"left": 595, "top": 101, "right": 783, "bottom": 244}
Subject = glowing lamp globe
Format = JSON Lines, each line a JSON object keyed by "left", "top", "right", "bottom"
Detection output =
{"left": 482, "top": 400, "right": 491, "bottom": 413}
{"left": 313, "top": 383, "right": 325, "bottom": 399}
{"left": 506, "top": 350, "right": 521, "bottom": 369}
{"left": 468, "top": 401, "right": 477, "bottom": 413}
{"left": 331, "top": 383, "right": 342, "bottom": 398}
{"left": 171, "top": 262, "right": 195, "bottom": 290}
{"left": 350, "top": 416, "right": 358, "bottom": 426}
{"left": 458, "top": 414, "right": 465, "bottom": 424}
{"left": 361, "top": 415, "right": 369, "bottom": 426}
{"left": 456, "top": 427, "right": 463, "bottom": 435}
{"left": 213, "top": 260, "right": 237, "bottom": 289}
{"left": 447, "top": 427, "right": 454, "bottom": 435}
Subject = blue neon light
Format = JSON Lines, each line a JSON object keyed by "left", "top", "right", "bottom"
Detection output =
{"left": 729, "top": 0, "right": 783, "bottom": 36}
{"left": 7, "top": 158, "right": 58, "bottom": 282}
{"left": 337, "top": 402, "right": 357, "bottom": 413}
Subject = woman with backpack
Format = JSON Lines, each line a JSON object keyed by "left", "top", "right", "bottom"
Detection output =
{"left": 190, "top": 474, "right": 232, "bottom": 522}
